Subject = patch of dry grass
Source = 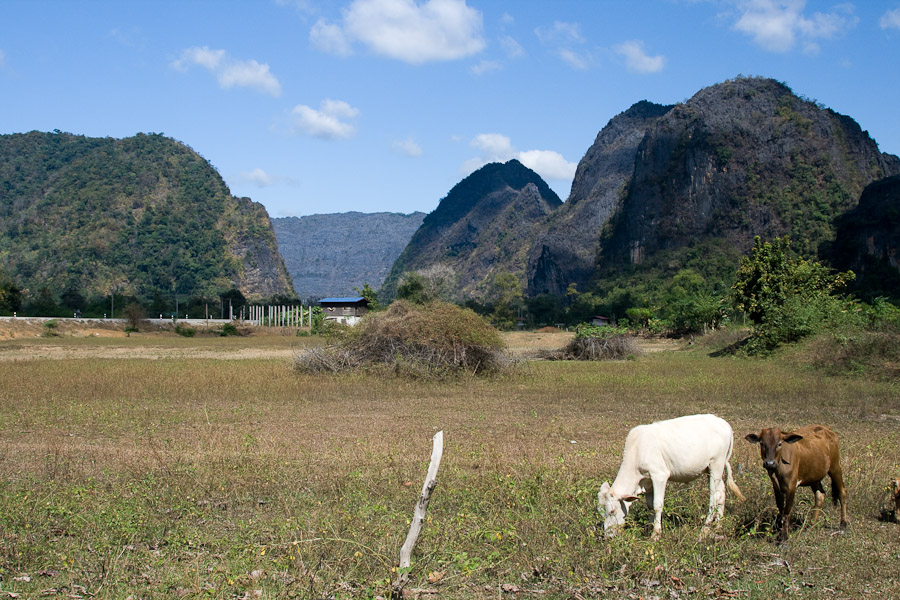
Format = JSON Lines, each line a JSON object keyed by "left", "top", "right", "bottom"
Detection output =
{"left": 1, "top": 336, "right": 899, "bottom": 599}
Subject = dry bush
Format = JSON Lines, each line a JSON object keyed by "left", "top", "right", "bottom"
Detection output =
{"left": 294, "top": 300, "right": 513, "bottom": 378}
{"left": 535, "top": 325, "right": 563, "bottom": 333}
{"left": 540, "top": 332, "right": 642, "bottom": 361}
{"left": 792, "top": 330, "right": 900, "bottom": 379}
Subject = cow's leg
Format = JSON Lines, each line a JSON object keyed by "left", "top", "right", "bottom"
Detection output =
{"left": 830, "top": 466, "right": 849, "bottom": 529}
{"left": 810, "top": 481, "right": 826, "bottom": 525}
{"left": 649, "top": 476, "right": 668, "bottom": 540}
{"left": 704, "top": 463, "right": 727, "bottom": 528}
{"left": 771, "top": 476, "right": 785, "bottom": 533}
{"left": 644, "top": 486, "right": 655, "bottom": 513}
{"left": 777, "top": 482, "right": 797, "bottom": 543}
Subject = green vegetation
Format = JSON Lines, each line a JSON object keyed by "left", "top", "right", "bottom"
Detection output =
{"left": 354, "top": 282, "right": 381, "bottom": 311}
{"left": 0, "top": 131, "right": 292, "bottom": 314}
{"left": 1, "top": 335, "right": 899, "bottom": 598}
{"left": 733, "top": 236, "right": 856, "bottom": 353}
{"left": 174, "top": 323, "right": 197, "bottom": 337}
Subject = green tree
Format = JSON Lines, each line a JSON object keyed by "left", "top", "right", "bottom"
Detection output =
{"left": 0, "top": 272, "right": 22, "bottom": 315}
{"left": 60, "top": 287, "right": 86, "bottom": 311}
{"left": 396, "top": 272, "right": 430, "bottom": 305}
{"left": 488, "top": 272, "right": 523, "bottom": 330}
{"left": 625, "top": 307, "right": 653, "bottom": 330}
{"left": 662, "top": 269, "right": 727, "bottom": 334}
{"left": 354, "top": 283, "right": 381, "bottom": 311}
{"left": 29, "top": 286, "right": 60, "bottom": 317}
{"left": 732, "top": 236, "right": 855, "bottom": 352}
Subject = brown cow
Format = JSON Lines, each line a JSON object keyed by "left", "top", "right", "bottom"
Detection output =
{"left": 745, "top": 425, "right": 848, "bottom": 542}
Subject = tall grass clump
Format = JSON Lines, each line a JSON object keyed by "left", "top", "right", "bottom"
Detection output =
{"left": 293, "top": 300, "right": 512, "bottom": 378}
{"left": 540, "top": 323, "right": 642, "bottom": 361}
{"left": 788, "top": 298, "right": 900, "bottom": 378}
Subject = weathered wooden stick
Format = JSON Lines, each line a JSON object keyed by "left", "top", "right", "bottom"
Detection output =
{"left": 392, "top": 430, "right": 444, "bottom": 599}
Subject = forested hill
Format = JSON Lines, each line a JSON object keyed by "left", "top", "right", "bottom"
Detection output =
{"left": 0, "top": 131, "right": 293, "bottom": 302}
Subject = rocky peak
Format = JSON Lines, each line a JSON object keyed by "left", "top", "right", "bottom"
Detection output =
{"left": 597, "top": 76, "right": 900, "bottom": 280}
{"left": 526, "top": 100, "right": 673, "bottom": 296}
{"left": 383, "top": 160, "right": 561, "bottom": 300}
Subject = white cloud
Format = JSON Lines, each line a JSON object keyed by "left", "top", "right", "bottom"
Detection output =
{"left": 392, "top": 136, "right": 423, "bottom": 157}
{"left": 108, "top": 27, "right": 144, "bottom": 49}
{"left": 218, "top": 60, "right": 281, "bottom": 95}
{"left": 237, "top": 168, "right": 299, "bottom": 188}
{"left": 288, "top": 99, "right": 360, "bottom": 139}
{"left": 881, "top": 7, "right": 900, "bottom": 30}
{"left": 174, "top": 46, "right": 225, "bottom": 71}
{"left": 243, "top": 168, "right": 275, "bottom": 187}
{"left": 732, "top": 0, "right": 857, "bottom": 53}
{"left": 517, "top": 150, "right": 578, "bottom": 181}
{"left": 310, "top": 19, "right": 353, "bottom": 56}
{"left": 557, "top": 48, "right": 591, "bottom": 70}
{"left": 534, "top": 21, "right": 585, "bottom": 45}
{"left": 461, "top": 133, "right": 576, "bottom": 184}
{"left": 614, "top": 40, "right": 666, "bottom": 74}
{"left": 173, "top": 46, "right": 282, "bottom": 97}
{"left": 312, "top": 0, "right": 485, "bottom": 64}
{"left": 535, "top": 20, "right": 592, "bottom": 69}
{"left": 471, "top": 59, "right": 502, "bottom": 75}
{"left": 499, "top": 34, "right": 525, "bottom": 59}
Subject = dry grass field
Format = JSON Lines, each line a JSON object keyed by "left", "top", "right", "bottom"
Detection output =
{"left": 1, "top": 328, "right": 899, "bottom": 599}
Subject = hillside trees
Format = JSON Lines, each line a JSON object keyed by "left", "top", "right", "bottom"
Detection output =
{"left": 0, "top": 271, "right": 22, "bottom": 314}
{"left": 0, "top": 131, "right": 292, "bottom": 305}
{"left": 732, "top": 236, "right": 855, "bottom": 352}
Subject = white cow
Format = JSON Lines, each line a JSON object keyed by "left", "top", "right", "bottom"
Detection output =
{"left": 597, "top": 414, "right": 744, "bottom": 538}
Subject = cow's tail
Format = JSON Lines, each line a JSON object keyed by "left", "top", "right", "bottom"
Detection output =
{"left": 725, "top": 436, "right": 746, "bottom": 502}
{"left": 725, "top": 460, "right": 745, "bottom": 501}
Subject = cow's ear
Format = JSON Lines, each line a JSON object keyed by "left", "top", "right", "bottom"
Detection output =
{"left": 745, "top": 433, "right": 761, "bottom": 444}
{"left": 600, "top": 482, "right": 610, "bottom": 494}
{"left": 783, "top": 434, "right": 803, "bottom": 444}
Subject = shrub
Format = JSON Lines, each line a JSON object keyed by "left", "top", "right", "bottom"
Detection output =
{"left": 174, "top": 324, "right": 196, "bottom": 338}
{"left": 41, "top": 319, "right": 59, "bottom": 337}
{"left": 733, "top": 236, "right": 855, "bottom": 354}
{"left": 123, "top": 302, "right": 147, "bottom": 333}
{"left": 798, "top": 330, "right": 900, "bottom": 379}
{"left": 220, "top": 323, "right": 239, "bottom": 336}
{"left": 540, "top": 323, "right": 642, "bottom": 361}
{"left": 294, "top": 300, "right": 511, "bottom": 378}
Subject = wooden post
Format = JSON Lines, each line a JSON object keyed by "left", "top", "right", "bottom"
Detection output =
{"left": 392, "top": 430, "right": 444, "bottom": 599}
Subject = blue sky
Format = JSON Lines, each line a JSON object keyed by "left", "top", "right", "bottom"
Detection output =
{"left": 2, "top": 1, "right": 899, "bottom": 218}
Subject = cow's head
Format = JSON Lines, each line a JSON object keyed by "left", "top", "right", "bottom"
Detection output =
{"left": 597, "top": 481, "right": 638, "bottom": 536}
{"left": 745, "top": 428, "right": 803, "bottom": 472}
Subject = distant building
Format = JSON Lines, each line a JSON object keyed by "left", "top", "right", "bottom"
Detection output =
{"left": 318, "top": 296, "right": 370, "bottom": 326}
{"left": 591, "top": 316, "right": 611, "bottom": 327}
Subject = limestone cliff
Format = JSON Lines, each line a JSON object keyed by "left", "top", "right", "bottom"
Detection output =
{"left": 383, "top": 160, "right": 561, "bottom": 300}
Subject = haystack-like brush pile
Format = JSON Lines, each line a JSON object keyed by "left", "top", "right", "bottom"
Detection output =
{"left": 294, "top": 300, "right": 512, "bottom": 378}
{"left": 541, "top": 331, "right": 642, "bottom": 361}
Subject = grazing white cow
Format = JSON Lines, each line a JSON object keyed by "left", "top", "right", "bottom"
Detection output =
{"left": 598, "top": 414, "right": 744, "bottom": 538}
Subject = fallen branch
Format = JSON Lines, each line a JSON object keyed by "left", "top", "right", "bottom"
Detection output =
{"left": 392, "top": 430, "right": 444, "bottom": 599}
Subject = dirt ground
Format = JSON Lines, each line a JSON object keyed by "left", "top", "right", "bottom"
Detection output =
{"left": 0, "top": 319, "right": 680, "bottom": 361}
{"left": 0, "top": 317, "right": 132, "bottom": 340}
